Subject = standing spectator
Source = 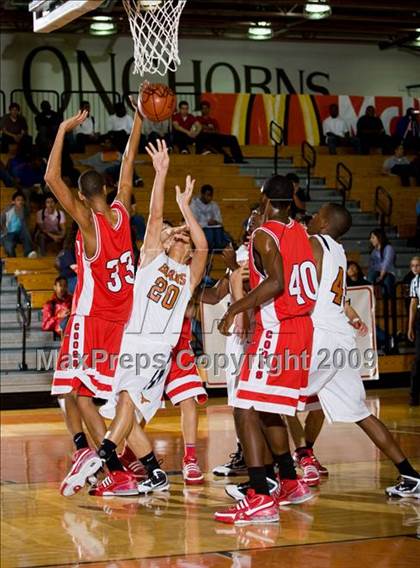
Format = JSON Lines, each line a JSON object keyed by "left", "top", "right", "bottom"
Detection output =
{"left": 396, "top": 108, "right": 420, "bottom": 152}
{"left": 190, "top": 184, "right": 230, "bottom": 251}
{"left": 357, "top": 106, "right": 390, "bottom": 155}
{"left": 56, "top": 221, "right": 78, "bottom": 294}
{"left": 107, "top": 102, "right": 134, "bottom": 153}
{"left": 322, "top": 103, "right": 360, "bottom": 155}
{"left": 346, "top": 260, "right": 371, "bottom": 287}
{"left": 142, "top": 116, "right": 172, "bottom": 149}
{"left": 35, "top": 101, "right": 60, "bottom": 154}
{"left": 73, "top": 101, "right": 99, "bottom": 152}
{"left": 407, "top": 263, "right": 420, "bottom": 406}
{"left": 285, "top": 173, "right": 307, "bottom": 218}
{"left": 41, "top": 276, "right": 73, "bottom": 338}
{"left": 0, "top": 103, "right": 31, "bottom": 153}
{"left": 34, "top": 192, "right": 66, "bottom": 256}
{"left": 0, "top": 191, "right": 36, "bottom": 257}
{"left": 172, "top": 101, "right": 199, "bottom": 154}
{"left": 383, "top": 144, "right": 418, "bottom": 187}
{"left": 195, "top": 101, "right": 246, "bottom": 164}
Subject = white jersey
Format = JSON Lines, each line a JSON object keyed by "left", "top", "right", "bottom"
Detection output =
{"left": 311, "top": 234, "right": 352, "bottom": 336}
{"left": 126, "top": 252, "right": 192, "bottom": 347}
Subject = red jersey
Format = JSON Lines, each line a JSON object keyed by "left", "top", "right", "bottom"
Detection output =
{"left": 72, "top": 200, "right": 134, "bottom": 324}
{"left": 172, "top": 112, "right": 197, "bottom": 131}
{"left": 197, "top": 115, "right": 219, "bottom": 131}
{"left": 249, "top": 219, "right": 317, "bottom": 327}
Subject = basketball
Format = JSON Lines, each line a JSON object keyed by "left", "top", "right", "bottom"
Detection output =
{"left": 139, "top": 83, "right": 176, "bottom": 122}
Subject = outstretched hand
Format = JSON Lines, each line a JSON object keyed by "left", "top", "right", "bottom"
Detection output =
{"left": 146, "top": 139, "right": 169, "bottom": 173}
{"left": 128, "top": 80, "right": 150, "bottom": 114}
{"left": 60, "top": 110, "right": 88, "bottom": 133}
{"left": 175, "top": 175, "right": 195, "bottom": 211}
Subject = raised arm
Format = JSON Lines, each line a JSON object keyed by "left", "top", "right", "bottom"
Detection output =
{"left": 141, "top": 139, "right": 169, "bottom": 264}
{"left": 116, "top": 93, "right": 143, "bottom": 212}
{"left": 175, "top": 175, "right": 208, "bottom": 291}
{"left": 44, "top": 111, "right": 90, "bottom": 229}
{"left": 218, "top": 230, "right": 283, "bottom": 335}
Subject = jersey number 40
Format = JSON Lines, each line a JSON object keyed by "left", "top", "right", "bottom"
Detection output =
{"left": 289, "top": 261, "right": 318, "bottom": 305}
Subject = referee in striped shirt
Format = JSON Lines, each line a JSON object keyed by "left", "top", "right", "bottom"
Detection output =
{"left": 408, "top": 265, "right": 420, "bottom": 406}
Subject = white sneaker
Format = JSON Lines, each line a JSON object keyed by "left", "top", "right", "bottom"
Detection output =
{"left": 27, "top": 251, "right": 38, "bottom": 259}
{"left": 386, "top": 475, "right": 420, "bottom": 499}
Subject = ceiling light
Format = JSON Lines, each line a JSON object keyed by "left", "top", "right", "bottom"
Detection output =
{"left": 304, "top": 1, "right": 332, "bottom": 20}
{"left": 140, "top": 0, "right": 163, "bottom": 10}
{"left": 248, "top": 21, "right": 273, "bottom": 40}
{"left": 90, "top": 20, "right": 116, "bottom": 35}
{"left": 92, "top": 16, "right": 113, "bottom": 22}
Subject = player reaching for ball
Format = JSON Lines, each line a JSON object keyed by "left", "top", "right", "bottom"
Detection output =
{"left": 45, "top": 91, "right": 143, "bottom": 496}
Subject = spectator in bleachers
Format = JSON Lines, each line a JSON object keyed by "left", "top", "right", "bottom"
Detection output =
{"left": 1, "top": 191, "right": 36, "bottom": 258}
{"left": 107, "top": 102, "right": 133, "bottom": 153}
{"left": 190, "top": 184, "right": 230, "bottom": 251}
{"left": 73, "top": 101, "right": 99, "bottom": 152}
{"left": 34, "top": 192, "right": 66, "bottom": 256}
{"left": 0, "top": 158, "right": 16, "bottom": 187}
{"left": 56, "top": 221, "right": 78, "bottom": 294}
{"left": 382, "top": 144, "right": 419, "bottom": 187}
{"left": 195, "top": 101, "right": 246, "bottom": 164}
{"left": 323, "top": 103, "right": 360, "bottom": 155}
{"left": 35, "top": 101, "right": 60, "bottom": 155}
{"left": 285, "top": 173, "right": 307, "bottom": 219}
{"left": 41, "top": 275, "right": 72, "bottom": 338}
{"left": 346, "top": 260, "right": 371, "bottom": 287}
{"left": 0, "top": 103, "right": 31, "bottom": 153}
{"left": 407, "top": 259, "right": 420, "bottom": 406}
{"left": 12, "top": 151, "right": 46, "bottom": 192}
{"left": 142, "top": 116, "right": 172, "bottom": 150}
{"left": 172, "top": 101, "right": 199, "bottom": 154}
{"left": 357, "top": 106, "right": 390, "bottom": 155}
{"left": 396, "top": 108, "right": 420, "bottom": 152}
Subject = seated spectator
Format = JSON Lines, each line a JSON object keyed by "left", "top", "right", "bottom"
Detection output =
{"left": 73, "top": 101, "right": 99, "bottom": 152}
{"left": 396, "top": 108, "right": 420, "bottom": 152}
{"left": 142, "top": 116, "right": 172, "bottom": 150}
{"left": 190, "top": 184, "right": 230, "bottom": 251}
{"left": 41, "top": 276, "right": 72, "bottom": 338}
{"left": 56, "top": 221, "right": 78, "bottom": 294}
{"left": 0, "top": 158, "right": 17, "bottom": 187}
{"left": 34, "top": 192, "right": 66, "bottom": 256}
{"left": 195, "top": 100, "right": 246, "bottom": 164}
{"left": 172, "top": 101, "right": 200, "bottom": 154}
{"left": 0, "top": 103, "right": 31, "bottom": 153}
{"left": 346, "top": 260, "right": 371, "bottom": 287}
{"left": 12, "top": 150, "right": 46, "bottom": 192}
{"left": 285, "top": 173, "right": 307, "bottom": 218}
{"left": 383, "top": 144, "right": 419, "bottom": 187}
{"left": 322, "top": 103, "right": 360, "bottom": 155}
{"left": 0, "top": 191, "right": 36, "bottom": 257}
{"left": 35, "top": 100, "right": 60, "bottom": 155}
{"left": 107, "top": 102, "right": 134, "bottom": 153}
{"left": 357, "top": 106, "right": 391, "bottom": 155}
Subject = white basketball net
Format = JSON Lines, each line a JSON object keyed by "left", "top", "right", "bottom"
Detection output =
{"left": 123, "top": 0, "right": 187, "bottom": 76}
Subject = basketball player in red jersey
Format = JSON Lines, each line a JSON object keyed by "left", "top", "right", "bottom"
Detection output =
{"left": 45, "top": 98, "right": 142, "bottom": 497}
{"left": 215, "top": 175, "right": 317, "bottom": 524}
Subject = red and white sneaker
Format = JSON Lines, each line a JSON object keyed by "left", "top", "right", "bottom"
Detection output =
{"left": 183, "top": 457, "right": 204, "bottom": 485}
{"left": 214, "top": 489, "right": 279, "bottom": 525}
{"left": 298, "top": 456, "right": 320, "bottom": 487}
{"left": 118, "top": 454, "right": 147, "bottom": 481}
{"left": 294, "top": 448, "right": 328, "bottom": 478}
{"left": 277, "top": 478, "right": 314, "bottom": 506}
{"left": 60, "top": 449, "right": 102, "bottom": 497}
{"left": 309, "top": 451, "right": 329, "bottom": 477}
{"left": 89, "top": 470, "right": 139, "bottom": 497}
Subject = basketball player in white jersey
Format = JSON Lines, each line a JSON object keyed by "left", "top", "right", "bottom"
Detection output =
{"left": 69, "top": 140, "right": 208, "bottom": 495}
{"left": 306, "top": 203, "right": 420, "bottom": 499}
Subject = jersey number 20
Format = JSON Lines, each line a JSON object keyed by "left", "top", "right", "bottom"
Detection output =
{"left": 289, "top": 262, "right": 318, "bottom": 305}
{"left": 147, "top": 277, "right": 180, "bottom": 310}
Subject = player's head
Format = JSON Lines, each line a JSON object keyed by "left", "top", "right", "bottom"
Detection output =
{"left": 78, "top": 170, "right": 106, "bottom": 204}
{"left": 246, "top": 205, "right": 264, "bottom": 235}
{"left": 54, "top": 275, "right": 68, "bottom": 298}
{"left": 308, "top": 203, "right": 352, "bottom": 238}
{"left": 260, "top": 175, "right": 293, "bottom": 220}
{"left": 167, "top": 226, "right": 193, "bottom": 264}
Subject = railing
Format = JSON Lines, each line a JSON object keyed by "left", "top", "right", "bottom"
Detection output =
{"left": 0, "top": 89, "right": 6, "bottom": 117}
{"left": 61, "top": 90, "right": 122, "bottom": 137}
{"left": 10, "top": 89, "right": 60, "bottom": 138}
{"left": 301, "top": 141, "right": 316, "bottom": 200}
{"left": 16, "top": 284, "right": 32, "bottom": 372}
{"left": 269, "top": 120, "right": 284, "bottom": 175}
{"left": 375, "top": 186, "right": 393, "bottom": 228}
{"left": 336, "top": 162, "right": 352, "bottom": 205}
{"left": 406, "top": 83, "right": 420, "bottom": 96}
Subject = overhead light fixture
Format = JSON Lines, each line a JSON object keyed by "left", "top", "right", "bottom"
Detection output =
{"left": 140, "top": 0, "right": 163, "bottom": 10}
{"left": 304, "top": 1, "right": 332, "bottom": 20}
{"left": 248, "top": 21, "right": 273, "bottom": 40}
{"left": 90, "top": 19, "right": 117, "bottom": 35}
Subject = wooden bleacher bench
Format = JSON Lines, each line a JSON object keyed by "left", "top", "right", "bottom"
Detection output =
{"left": 2, "top": 257, "right": 57, "bottom": 275}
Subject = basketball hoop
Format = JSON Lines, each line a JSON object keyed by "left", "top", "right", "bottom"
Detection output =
{"left": 123, "top": 0, "right": 187, "bottom": 76}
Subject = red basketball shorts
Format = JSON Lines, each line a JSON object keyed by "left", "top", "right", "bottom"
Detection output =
{"left": 233, "top": 316, "right": 313, "bottom": 416}
{"left": 51, "top": 314, "right": 125, "bottom": 399}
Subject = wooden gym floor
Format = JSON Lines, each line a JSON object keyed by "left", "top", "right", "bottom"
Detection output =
{"left": 1, "top": 388, "right": 419, "bottom": 568}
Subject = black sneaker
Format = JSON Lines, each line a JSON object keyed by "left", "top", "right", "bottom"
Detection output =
{"left": 386, "top": 475, "right": 420, "bottom": 499}
{"left": 212, "top": 451, "right": 247, "bottom": 477}
{"left": 225, "top": 477, "right": 279, "bottom": 501}
{"left": 137, "top": 469, "right": 170, "bottom": 494}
